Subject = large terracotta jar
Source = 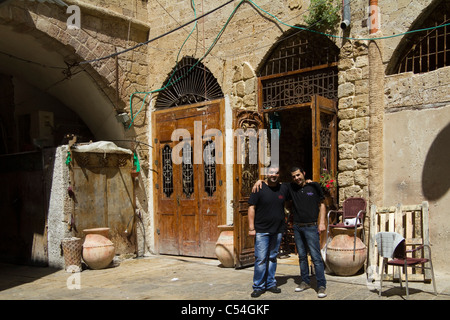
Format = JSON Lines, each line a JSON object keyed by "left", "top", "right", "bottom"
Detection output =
{"left": 325, "top": 229, "right": 367, "bottom": 276}
{"left": 215, "top": 225, "right": 235, "bottom": 268}
{"left": 82, "top": 228, "right": 115, "bottom": 270}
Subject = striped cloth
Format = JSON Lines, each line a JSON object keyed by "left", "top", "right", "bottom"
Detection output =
{"left": 375, "top": 232, "right": 404, "bottom": 258}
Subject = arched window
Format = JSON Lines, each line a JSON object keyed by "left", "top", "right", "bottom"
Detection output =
{"left": 155, "top": 56, "right": 224, "bottom": 108}
{"left": 258, "top": 30, "right": 339, "bottom": 110}
{"left": 389, "top": 2, "right": 450, "bottom": 75}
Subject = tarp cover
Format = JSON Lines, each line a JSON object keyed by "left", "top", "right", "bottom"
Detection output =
{"left": 73, "top": 141, "right": 132, "bottom": 155}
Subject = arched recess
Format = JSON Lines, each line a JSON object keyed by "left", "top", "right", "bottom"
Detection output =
{"left": 386, "top": 0, "right": 450, "bottom": 75}
{"left": 256, "top": 28, "right": 339, "bottom": 182}
{"left": 0, "top": 23, "right": 125, "bottom": 145}
{"left": 0, "top": 5, "right": 132, "bottom": 265}
{"left": 232, "top": 29, "right": 341, "bottom": 267}
{"left": 152, "top": 56, "right": 226, "bottom": 258}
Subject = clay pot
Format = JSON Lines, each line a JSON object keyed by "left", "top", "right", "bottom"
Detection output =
{"left": 82, "top": 228, "right": 115, "bottom": 270}
{"left": 326, "top": 233, "right": 367, "bottom": 276}
{"left": 215, "top": 225, "right": 235, "bottom": 268}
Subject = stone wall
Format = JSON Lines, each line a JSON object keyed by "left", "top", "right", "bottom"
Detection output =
{"left": 337, "top": 40, "right": 370, "bottom": 204}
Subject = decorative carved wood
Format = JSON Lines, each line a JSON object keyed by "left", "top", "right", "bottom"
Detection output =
{"left": 233, "top": 109, "right": 263, "bottom": 268}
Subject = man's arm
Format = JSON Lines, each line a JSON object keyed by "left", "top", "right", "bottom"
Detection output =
{"left": 248, "top": 205, "right": 256, "bottom": 236}
{"left": 318, "top": 202, "right": 326, "bottom": 233}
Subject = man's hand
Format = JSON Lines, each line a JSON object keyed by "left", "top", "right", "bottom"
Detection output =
{"left": 318, "top": 223, "right": 326, "bottom": 233}
{"left": 248, "top": 229, "right": 256, "bottom": 236}
{"left": 251, "top": 179, "right": 266, "bottom": 193}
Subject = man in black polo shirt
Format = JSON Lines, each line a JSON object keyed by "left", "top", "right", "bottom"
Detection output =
{"left": 289, "top": 166, "right": 327, "bottom": 298}
{"left": 248, "top": 166, "right": 289, "bottom": 298}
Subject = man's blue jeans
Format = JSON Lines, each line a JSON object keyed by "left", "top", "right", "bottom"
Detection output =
{"left": 253, "top": 232, "right": 282, "bottom": 291}
{"left": 293, "top": 224, "right": 327, "bottom": 288}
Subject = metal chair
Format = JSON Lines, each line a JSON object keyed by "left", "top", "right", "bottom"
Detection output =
{"left": 376, "top": 231, "right": 437, "bottom": 299}
{"left": 326, "top": 197, "right": 367, "bottom": 258}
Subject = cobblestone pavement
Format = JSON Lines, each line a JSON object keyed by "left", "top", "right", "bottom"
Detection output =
{"left": 1, "top": 254, "right": 449, "bottom": 302}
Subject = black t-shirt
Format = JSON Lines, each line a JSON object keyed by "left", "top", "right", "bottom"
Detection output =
{"left": 248, "top": 183, "right": 289, "bottom": 234}
{"left": 287, "top": 182, "right": 324, "bottom": 224}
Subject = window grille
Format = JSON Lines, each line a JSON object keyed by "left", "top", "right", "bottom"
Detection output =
{"left": 320, "top": 113, "right": 334, "bottom": 172}
{"left": 162, "top": 144, "right": 173, "bottom": 198}
{"left": 155, "top": 56, "right": 224, "bottom": 108}
{"left": 182, "top": 142, "right": 194, "bottom": 198}
{"left": 258, "top": 32, "right": 339, "bottom": 77}
{"left": 203, "top": 140, "right": 216, "bottom": 197}
{"left": 258, "top": 31, "right": 339, "bottom": 110}
{"left": 395, "top": 10, "right": 450, "bottom": 74}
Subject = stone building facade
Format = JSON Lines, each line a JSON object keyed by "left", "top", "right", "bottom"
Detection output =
{"left": 0, "top": 0, "right": 448, "bottom": 270}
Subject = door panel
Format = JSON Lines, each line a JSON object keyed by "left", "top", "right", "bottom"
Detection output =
{"left": 311, "top": 95, "right": 337, "bottom": 183}
{"left": 311, "top": 95, "right": 337, "bottom": 247}
{"left": 154, "top": 100, "right": 225, "bottom": 258}
{"left": 233, "top": 110, "right": 264, "bottom": 268}
{"left": 157, "top": 141, "right": 180, "bottom": 255}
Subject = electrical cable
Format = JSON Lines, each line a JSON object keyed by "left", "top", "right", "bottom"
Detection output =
{"left": 248, "top": 0, "right": 450, "bottom": 41}
{"left": 125, "top": 0, "right": 450, "bottom": 129}
{"left": 78, "top": 0, "right": 235, "bottom": 66}
{"left": 128, "top": 0, "right": 198, "bottom": 128}
{"left": 127, "top": 0, "right": 246, "bottom": 129}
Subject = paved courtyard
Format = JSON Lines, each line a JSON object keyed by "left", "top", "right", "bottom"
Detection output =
{"left": 1, "top": 254, "right": 448, "bottom": 302}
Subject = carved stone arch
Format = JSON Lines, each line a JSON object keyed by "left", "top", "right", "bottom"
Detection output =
{"left": 0, "top": 1, "right": 150, "bottom": 113}
{"left": 155, "top": 56, "right": 224, "bottom": 109}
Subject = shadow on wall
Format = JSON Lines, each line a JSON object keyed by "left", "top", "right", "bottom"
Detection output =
{"left": 422, "top": 122, "right": 450, "bottom": 201}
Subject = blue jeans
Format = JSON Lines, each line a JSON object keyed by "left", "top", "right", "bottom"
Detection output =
{"left": 253, "top": 232, "right": 282, "bottom": 291}
{"left": 293, "top": 224, "right": 327, "bottom": 288}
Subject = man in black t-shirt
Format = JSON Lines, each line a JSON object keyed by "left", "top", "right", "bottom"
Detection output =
{"left": 248, "top": 167, "right": 289, "bottom": 298}
{"left": 289, "top": 167, "right": 327, "bottom": 298}
{"left": 251, "top": 166, "right": 328, "bottom": 298}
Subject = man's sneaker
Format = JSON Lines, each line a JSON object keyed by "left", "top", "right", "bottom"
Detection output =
{"left": 295, "top": 282, "right": 311, "bottom": 292}
{"left": 266, "top": 286, "right": 281, "bottom": 294}
{"left": 317, "top": 286, "right": 327, "bottom": 298}
{"left": 251, "top": 290, "right": 264, "bottom": 298}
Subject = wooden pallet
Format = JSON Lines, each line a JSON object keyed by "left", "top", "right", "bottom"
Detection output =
{"left": 368, "top": 202, "right": 432, "bottom": 282}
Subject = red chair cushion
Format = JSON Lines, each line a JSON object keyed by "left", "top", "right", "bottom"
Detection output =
{"left": 387, "top": 257, "right": 429, "bottom": 266}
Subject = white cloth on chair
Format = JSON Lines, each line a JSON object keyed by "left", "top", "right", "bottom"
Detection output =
{"left": 375, "top": 232, "right": 404, "bottom": 258}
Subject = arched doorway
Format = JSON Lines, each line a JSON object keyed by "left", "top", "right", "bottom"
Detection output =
{"left": 152, "top": 57, "right": 226, "bottom": 257}
{"left": 233, "top": 30, "right": 340, "bottom": 267}
{"left": 257, "top": 30, "right": 339, "bottom": 184}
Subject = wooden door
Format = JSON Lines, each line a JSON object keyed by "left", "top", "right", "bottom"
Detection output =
{"left": 233, "top": 110, "right": 264, "bottom": 268}
{"left": 311, "top": 95, "right": 337, "bottom": 247}
{"left": 153, "top": 100, "right": 225, "bottom": 258}
{"left": 311, "top": 95, "right": 337, "bottom": 189}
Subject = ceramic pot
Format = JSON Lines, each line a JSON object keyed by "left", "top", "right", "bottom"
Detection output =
{"left": 82, "top": 228, "right": 115, "bottom": 270}
{"left": 215, "top": 225, "right": 235, "bottom": 268}
{"left": 326, "top": 233, "right": 367, "bottom": 276}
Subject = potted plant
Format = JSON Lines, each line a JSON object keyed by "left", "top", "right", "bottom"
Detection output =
{"left": 319, "top": 168, "right": 337, "bottom": 208}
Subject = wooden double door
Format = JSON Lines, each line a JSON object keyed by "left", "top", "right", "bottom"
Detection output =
{"left": 153, "top": 100, "right": 225, "bottom": 258}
